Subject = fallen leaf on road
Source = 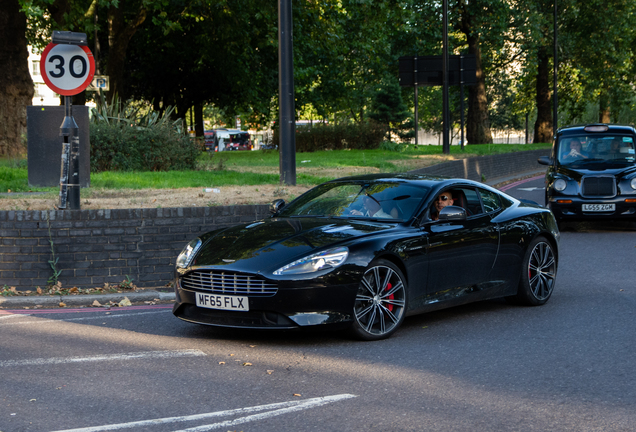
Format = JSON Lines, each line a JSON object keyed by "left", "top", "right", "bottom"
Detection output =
{"left": 92, "top": 300, "right": 102, "bottom": 307}
{"left": 118, "top": 297, "right": 132, "bottom": 307}
{"left": 243, "top": 362, "right": 252, "bottom": 366}
{"left": 219, "top": 361, "right": 226, "bottom": 365}
{"left": 293, "top": 394, "right": 301, "bottom": 397}
{"left": 266, "top": 370, "right": 274, "bottom": 375}
{"left": 58, "top": 302, "right": 66, "bottom": 307}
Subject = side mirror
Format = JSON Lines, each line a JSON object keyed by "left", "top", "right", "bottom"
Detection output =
{"left": 438, "top": 205, "right": 467, "bottom": 222}
{"left": 269, "top": 199, "right": 286, "bottom": 214}
{"left": 538, "top": 156, "right": 552, "bottom": 166}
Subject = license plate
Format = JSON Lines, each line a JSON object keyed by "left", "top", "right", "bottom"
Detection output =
{"left": 582, "top": 203, "right": 615, "bottom": 212}
{"left": 195, "top": 293, "right": 249, "bottom": 311}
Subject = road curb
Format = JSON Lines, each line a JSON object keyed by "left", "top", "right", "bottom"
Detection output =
{"left": 0, "top": 290, "right": 175, "bottom": 309}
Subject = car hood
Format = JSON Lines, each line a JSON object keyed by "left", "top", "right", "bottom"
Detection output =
{"left": 191, "top": 217, "right": 396, "bottom": 273}
{"left": 556, "top": 163, "right": 636, "bottom": 181}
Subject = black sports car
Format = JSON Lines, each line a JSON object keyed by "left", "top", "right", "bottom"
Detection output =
{"left": 173, "top": 174, "right": 559, "bottom": 340}
{"left": 539, "top": 124, "right": 636, "bottom": 222}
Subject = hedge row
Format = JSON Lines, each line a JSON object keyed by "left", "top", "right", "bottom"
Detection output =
{"left": 274, "top": 122, "right": 387, "bottom": 152}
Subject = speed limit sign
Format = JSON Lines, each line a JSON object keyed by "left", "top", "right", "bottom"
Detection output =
{"left": 40, "top": 43, "right": 95, "bottom": 96}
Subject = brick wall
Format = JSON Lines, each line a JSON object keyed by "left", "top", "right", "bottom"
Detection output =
{"left": 0, "top": 206, "right": 270, "bottom": 290}
{"left": 0, "top": 149, "right": 547, "bottom": 290}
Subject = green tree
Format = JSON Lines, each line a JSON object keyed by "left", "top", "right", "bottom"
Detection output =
{"left": 369, "top": 80, "right": 410, "bottom": 141}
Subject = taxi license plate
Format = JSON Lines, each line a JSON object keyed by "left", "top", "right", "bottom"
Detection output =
{"left": 195, "top": 293, "right": 249, "bottom": 311}
{"left": 582, "top": 204, "right": 615, "bottom": 212}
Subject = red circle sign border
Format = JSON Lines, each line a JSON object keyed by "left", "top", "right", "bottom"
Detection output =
{"left": 40, "top": 43, "right": 96, "bottom": 96}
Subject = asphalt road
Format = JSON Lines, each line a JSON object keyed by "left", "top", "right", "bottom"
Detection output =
{"left": 1, "top": 177, "right": 635, "bottom": 432}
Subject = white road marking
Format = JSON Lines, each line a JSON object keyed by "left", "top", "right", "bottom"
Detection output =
{"left": 0, "top": 349, "right": 205, "bottom": 367}
{"left": 51, "top": 394, "right": 356, "bottom": 432}
{"left": 517, "top": 187, "right": 544, "bottom": 191}
{"left": 0, "top": 310, "right": 169, "bottom": 326}
{"left": 0, "top": 314, "right": 30, "bottom": 320}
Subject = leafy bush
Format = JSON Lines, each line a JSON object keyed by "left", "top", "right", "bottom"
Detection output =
{"left": 273, "top": 122, "right": 387, "bottom": 152}
{"left": 89, "top": 93, "right": 200, "bottom": 172}
{"left": 90, "top": 123, "right": 200, "bottom": 172}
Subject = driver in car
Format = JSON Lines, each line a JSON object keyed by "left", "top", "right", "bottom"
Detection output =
{"left": 431, "top": 191, "right": 454, "bottom": 220}
{"left": 562, "top": 139, "right": 589, "bottom": 161}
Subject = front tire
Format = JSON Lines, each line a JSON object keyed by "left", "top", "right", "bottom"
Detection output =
{"left": 507, "top": 236, "right": 557, "bottom": 306}
{"left": 351, "top": 260, "right": 407, "bottom": 341}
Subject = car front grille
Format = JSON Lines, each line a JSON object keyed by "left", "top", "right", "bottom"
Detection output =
{"left": 582, "top": 176, "right": 616, "bottom": 197}
{"left": 180, "top": 270, "right": 278, "bottom": 297}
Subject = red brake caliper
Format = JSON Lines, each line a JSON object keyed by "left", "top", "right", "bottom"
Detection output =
{"left": 385, "top": 282, "right": 394, "bottom": 312}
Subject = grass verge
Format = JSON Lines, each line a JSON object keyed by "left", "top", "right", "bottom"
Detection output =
{"left": 1, "top": 143, "right": 550, "bottom": 193}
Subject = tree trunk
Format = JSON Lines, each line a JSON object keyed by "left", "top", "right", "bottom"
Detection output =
{"left": 465, "top": 35, "right": 493, "bottom": 144}
{"left": 107, "top": 1, "right": 147, "bottom": 102}
{"left": 599, "top": 92, "right": 611, "bottom": 123}
{"left": 458, "top": 3, "right": 492, "bottom": 145}
{"left": 534, "top": 46, "right": 552, "bottom": 144}
{"left": 0, "top": 0, "right": 34, "bottom": 157}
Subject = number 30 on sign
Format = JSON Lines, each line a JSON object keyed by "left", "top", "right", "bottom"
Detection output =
{"left": 40, "top": 43, "right": 95, "bottom": 96}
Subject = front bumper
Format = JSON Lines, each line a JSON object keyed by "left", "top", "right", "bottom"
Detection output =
{"left": 172, "top": 279, "right": 358, "bottom": 329}
{"left": 548, "top": 196, "right": 636, "bottom": 220}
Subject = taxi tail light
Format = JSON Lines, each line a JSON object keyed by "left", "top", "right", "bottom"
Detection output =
{"left": 556, "top": 199, "right": 573, "bottom": 204}
{"left": 625, "top": 199, "right": 636, "bottom": 203}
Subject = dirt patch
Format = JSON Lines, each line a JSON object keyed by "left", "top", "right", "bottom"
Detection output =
{"left": 0, "top": 155, "right": 472, "bottom": 211}
{"left": 0, "top": 185, "right": 314, "bottom": 211}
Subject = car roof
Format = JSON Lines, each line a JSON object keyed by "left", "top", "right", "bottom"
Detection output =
{"left": 557, "top": 123, "right": 636, "bottom": 137}
{"left": 326, "top": 173, "right": 491, "bottom": 190}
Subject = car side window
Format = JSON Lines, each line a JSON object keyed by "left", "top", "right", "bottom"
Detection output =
{"left": 455, "top": 187, "right": 483, "bottom": 216}
{"left": 478, "top": 189, "right": 501, "bottom": 213}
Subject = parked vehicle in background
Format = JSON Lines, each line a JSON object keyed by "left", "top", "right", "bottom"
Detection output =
{"left": 539, "top": 123, "right": 636, "bottom": 223}
{"left": 203, "top": 129, "right": 252, "bottom": 152}
{"left": 225, "top": 130, "right": 252, "bottom": 151}
{"left": 204, "top": 130, "right": 217, "bottom": 152}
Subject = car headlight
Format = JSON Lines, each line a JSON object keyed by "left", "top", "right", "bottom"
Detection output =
{"left": 273, "top": 247, "right": 349, "bottom": 275}
{"left": 176, "top": 238, "right": 202, "bottom": 269}
{"left": 553, "top": 179, "right": 567, "bottom": 191}
{"left": 631, "top": 178, "right": 636, "bottom": 190}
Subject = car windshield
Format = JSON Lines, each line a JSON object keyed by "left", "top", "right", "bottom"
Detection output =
{"left": 557, "top": 134, "right": 636, "bottom": 165}
{"left": 277, "top": 181, "right": 430, "bottom": 221}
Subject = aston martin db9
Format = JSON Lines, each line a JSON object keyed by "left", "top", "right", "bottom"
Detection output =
{"left": 173, "top": 174, "right": 559, "bottom": 340}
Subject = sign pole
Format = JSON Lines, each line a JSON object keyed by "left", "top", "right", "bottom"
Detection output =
{"left": 414, "top": 55, "right": 418, "bottom": 146}
{"left": 59, "top": 96, "right": 80, "bottom": 209}
{"left": 460, "top": 55, "right": 465, "bottom": 150}
{"left": 442, "top": 0, "right": 450, "bottom": 155}
{"left": 40, "top": 31, "right": 95, "bottom": 211}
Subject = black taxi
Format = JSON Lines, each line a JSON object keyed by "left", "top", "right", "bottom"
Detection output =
{"left": 538, "top": 124, "right": 636, "bottom": 221}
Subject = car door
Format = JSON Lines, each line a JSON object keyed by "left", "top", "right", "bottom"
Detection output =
{"left": 424, "top": 187, "right": 499, "bottom": 304}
